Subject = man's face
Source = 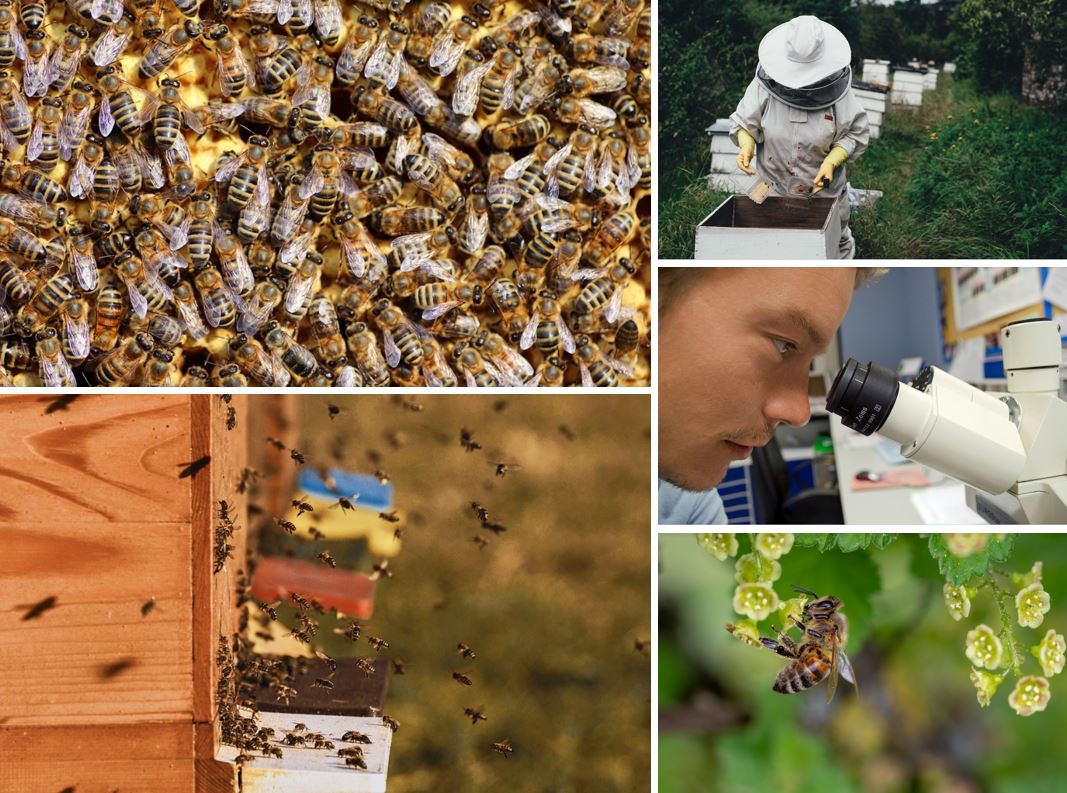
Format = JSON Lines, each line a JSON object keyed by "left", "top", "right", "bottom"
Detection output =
{"left": 659, "top": 267, "right": 857, "bottom": 491}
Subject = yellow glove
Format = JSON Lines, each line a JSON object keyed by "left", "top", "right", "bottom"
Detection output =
{"left": 736, "top": 128, "right": 756, "bottom": 175}
{"left": 812, "top": 145, "right": 849, "bottom": 194}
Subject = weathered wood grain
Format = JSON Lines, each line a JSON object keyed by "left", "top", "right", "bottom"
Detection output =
{"left": 0, "top": 395, "right": 193, "bottom": 524}
{"left": 0, "top": 521, "right": 193, "bottom": 725}
{"left": 0, "top": 722, "right": 196, "bottom": 792}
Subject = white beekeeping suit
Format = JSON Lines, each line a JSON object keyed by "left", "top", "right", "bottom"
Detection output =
{"left": 729, "top": 15, "right": 870, "bottom": 259}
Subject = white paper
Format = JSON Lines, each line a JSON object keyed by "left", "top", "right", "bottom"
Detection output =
{"left": 951, "top": 267, "right": 1043, "bottom": 331}
{"left": 947, "top": 335, "right": 986, "bottom": 382}
{"left": 1042, "top": 268, "right": 1067, "bottom": 311}
{"left": 910, "top": 484, "right": 985, "bottom": 525}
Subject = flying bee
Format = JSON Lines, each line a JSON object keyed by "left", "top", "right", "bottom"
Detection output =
{"left": 47, "top": 25, "right": 88, "bottom": 93}
{"left": 329, "top": 493, "right": 359, "bottom": 512}
{"left": 464, "top": 706, "right": 487, "bottom": 725}
{"left": 0, "top": 72, "right": 31, "bottom": 151}
{"left": 139, "top": 19, "right": 201, "bottom": 80}
{"left": 489, "top": 740, "right": 513, "bottom": 759}
{"left": 35, "top": 328, "right": 76, "bottom": 387}
{"left": 452, "top": 672, "right": 473, "bottom": 686}
{"left": 21, "top": 30, "right": 48, "bottom": 98}
{"left": 457, "top": 643, "right": 476, "bottom": 659}
{"left": 311, "top": 677, "right": 334, "bottom": 690}
{"left": 209, "top": 25, "right": 256, "bottom": 97}
{"left": 367, "top": 635, "right": 389, "bottom": 652}
{"left": 758, "top": 585, "right": 858, "bottom": 703}
{"left": 335, "top": 16, "right": 378, "bottom": 87}
{"left": 364, "top": 21, "right": 407, "bottom": 91}
{"left": 317, "top": 551, "right": 336, "bottom": 568}
{"left": 68, "top": 133, "right": 107, "bottom": 199}
{"left": 428, "top": 14, "right": 478, "bottom": 77}
{"left": 573, "top": 256, "right": 636, "bottom": 323}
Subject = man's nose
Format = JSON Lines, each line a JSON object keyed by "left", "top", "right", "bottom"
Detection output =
{"left": 763, "top": 380, "right": 812, "bottom": 429}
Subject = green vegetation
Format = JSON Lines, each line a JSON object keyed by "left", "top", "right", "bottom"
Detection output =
{"left": 659, "top": 0, "right": 1067, "bottom": 259}
{"left": 660, "top": 533, "right": 1067, "bottom": 793}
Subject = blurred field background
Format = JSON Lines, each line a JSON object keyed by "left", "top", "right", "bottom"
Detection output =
{"left": 257, "top": 395, "right": 651, "bottom": 792}
{"left": 659, "top": 0, "right": 1067, "bottom": 259}
{"left": 659, "top": 534, "right": 1067, "bottom": 793}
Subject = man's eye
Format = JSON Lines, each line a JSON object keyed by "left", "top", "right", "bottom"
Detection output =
{"left": 773, "top": 338, "right": 797, "bottom": 356}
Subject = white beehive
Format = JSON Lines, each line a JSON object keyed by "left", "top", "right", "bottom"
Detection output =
{"left": 694, "top": 195, "right": 842, "bottom": 260}
{"left": 891, "top": 67, "right": 926, "bottom": 106}
{"left": 943, "top": 62, "right": 957, "bottom": 75}
{"left": 705, "top": 118, "right": 753, "bottom": 193}
{"left": 924, "top": 67, "right": 940, "bottom": 90}
{"left": 852, "top": 81, "right": 889, "bottom": 139}
{"left": 861, "top": 58, "right": 890, "bottom": 86}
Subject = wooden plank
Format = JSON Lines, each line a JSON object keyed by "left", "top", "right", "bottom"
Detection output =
{"left": 196, "top": 721, "right": 237, "bottom": 793}
{"left": 0, "top": 394, "right": 192, "bottom": 524}
{"left": 0, "top": 722, "right": 196, "bottom": 793}
{"left": 0, "top": 521, "right": 193, "bottom": 725}
{"left": 245, "top": 394, "right": 301, "bottom": 520}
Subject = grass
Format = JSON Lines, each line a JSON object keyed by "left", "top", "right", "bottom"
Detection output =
{"left": 659, "top": 76, "right": 1067, "bottom": 259}
{"left": 273, "top": 395, "right": 651, "bottom": 792}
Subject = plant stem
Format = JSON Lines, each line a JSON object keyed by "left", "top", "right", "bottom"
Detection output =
{"left": 984, "top": 573, "right": 1025, "bottom": 676}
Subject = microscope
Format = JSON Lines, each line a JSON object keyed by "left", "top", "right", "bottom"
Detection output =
{"left": 826, "top": 318, "right": 1067, "bottom": 524}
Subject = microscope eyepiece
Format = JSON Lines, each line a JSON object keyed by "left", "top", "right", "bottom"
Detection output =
{"left": 827, "top": 358, "right": 900, "bottom": 436}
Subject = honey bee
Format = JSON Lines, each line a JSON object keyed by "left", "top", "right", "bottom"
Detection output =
{"left": 216, "top": 135, "right": 270, "bottom": 210}
{"left": 140, "top": 19, "right": 202, "bottom": 80}
{"left": 487, "top": 114, "right": 551, "bottom": 152}
{"left": 396, "top": 57, "right": 442, "bottom": 116}
{"left": 355, "top": 87, "right": 418, "bottom": 133}
{"left": 376, "top": 206, "right": 447, "bottom": 236}
{"left": 428, "top": 14, "right": 479, "bottom": 77}
{"left": 367, "top": 635, "right": 389, "bottom": 652}
{"left": 145, "top": 77, "right": 205, "bottom": 152}
{"left": 346, "top": 321, "right": 390, "bottom": 386}
{"left": 474, "top": 328, "right": 533, "bottom": 385}
{"left": 452, "top": 671, "right": 473, "bottom": 686}
{"left": 335, "top": 16, "right": 379, "bottom": 87}
{"left": 317, "top": 551, "right": 336, "bottom": 568}
{"left": 489, "top": 740, "right": 513, "bottom": 759}
{"left": 404, "top": 153, "right": 464, "bottom": 213}
{"left": 602, "top": 0, "right": 643, "bottom": 38}
{"left": 68, "top": 133, "right": 107, "bottom": 199}
{"left": 208, "top": 25, "right": 256, "bottom": 97}
{"left": 625, "top": 116, "right": 651, "bottom": 190}
{"left": 25, "top": 98, "right": 62, "bottom": 174}
{"left": 0, "top": 73, "right": 31, "bottom": 151}
{"left": 464, "top": 706, "right": 487, "bottom": 724}
{"left": 22, "top": 30, "right": 49, "bottom": 98}
{"left": 292, "top": 54, "right": 333, "bottom": 125}
{"left": 452, "top": 343, "right": 498, "bottom": 387}
{"left": 0, "top": 2, "right": 23, "bottom": 71}
{"left": 193, "top": 264, "right": 238, "bottom": 328}
{"left": 364, "top": 21, "right": 408, "bottom": 91}
{"left": 526, "top": 354, "right": 566, "bottom": 387}
{"left": 36, "top": 328, "right": 76, "bottom": 387}
{"left": 59, "top": 296, "right": 91, "bottom": 364}
{"left": 452, "top": 43, "right": 522, "bottom": 116}
{"left": 95, "top": 332, "right": 154, "bottom": 385}
{"left": 407, "top": 0, "right": 450, "bottom": 63}
{"left": 97, "top": 67, "right": 144, "bottom": 139}
{"left": 572, "top": 332, "right": 625, "bottom": 386}
{"left": 573, "top": 256, "right": 636, "bottom": 322}
{"left": 758, "top": 585, "right": 858, "bottom": 702}
{"left": 371, "top": 298, "right": 424, "bottom": 368}
{"left": 569, "top": 33, "right": 630, "bottom": 69}
{"left": 47, "top": 25, "right": 88, "bottom": 93}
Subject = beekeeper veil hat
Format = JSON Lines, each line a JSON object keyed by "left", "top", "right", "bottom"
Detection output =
{"left": 756, "top": 15, "right": 852, "bottom": 109}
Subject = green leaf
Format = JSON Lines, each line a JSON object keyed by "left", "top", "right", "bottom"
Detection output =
{"left": 793, "top": 534, "right": 899, "bottom": 553}
{"left": 928, "top": 534, "right": 1017, "bottom": 586}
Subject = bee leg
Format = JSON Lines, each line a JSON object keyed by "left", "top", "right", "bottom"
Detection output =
{"left": 759, "top": 636, "right": 799, "bottom": 659}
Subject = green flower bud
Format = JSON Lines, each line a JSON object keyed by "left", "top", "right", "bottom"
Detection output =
{"left": 1008, "top": 675, "right": 1051, "bottom": 717}
{"left": 1010, "top": 560, "right": 1043, "bottom": 591}
{"left": 965, "top": 624, "right": 1004, "bottom": 669}
{"left": 732, "top": 583, "right": 779, "bottom": 622}
{"left": 944, "top": 533, "right": 988, "bottom": 557}
{"left": 734, "top": 552, "right": 781, "bottom": 584}
{"left": 777, "top": 596, "right": 808, "bottom": 631}
{"left": 725, "top": 619, "right": 762, "bottom": 648}
{"left": 943, "top": 583, "right": 971, "bottom": 621}
{"left": 1032, "top": 629, "right": 1065, "bottom": 677}
{"left": 1016, "top": 582, "right": 1051, "bottom": 629}
{"left": 696, "top": 533, "right": 739, "bottom": 561}
{"left": 969, "top": 667, "right": 1004, "bottom": 708}
{"left": 754, "top": 533, "right": 794, "bottom": 560}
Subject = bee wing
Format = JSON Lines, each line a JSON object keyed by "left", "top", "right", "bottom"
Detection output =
{"left": 452, "top": 62, "right": 490, "bottom": 116}
{"left": 559, "top": 317, "right": 576, "bottom": 354}
{"left": 26, "top": 120, "right": 43, "bottom": 161}
{"left": 596, "top": 40, "right": 630, "bottom": 70}
{"left": 125, "top": 279, "right": 149, "bottom": 319}
{"left": 182, "top": 106, "right": 205, "bottom": 136}
{"left": 571, "top": 266, "right": 606, "bottom": 282}
{"left": 276, "top": 0, "right": 293, "bottom": 23}
{"left": 541, "top": 142, "right": 571, "bottom": 178}
{"left": 358, "top": 224, "right": 388, "bottom": 270}
{"left": 341, "top": 237, "right": 367, "bottom": 278}
{"left": 90, "top": 0, "right": 124, "bottom": 22}
{"left": 826, "top": 640, "right": 840, "bottom": 704}
{"left": 604, "top": 284, "right": 624, "bottom": 324}
{"left": 504, "top": 151, "right": 536, "bottom": 180}
{"left": 98, "top": 94, "right": 115, "bottom": 137}
{"left": 214, "top": 151, "right": 245, "bottom": 183}
{"left": 381, "top": 328, "right": 401, "bottom": 368}
{"left": 64, "top": 311, "right": 91, "bottom": 359}
{"left": 163, "top": 216, "right": 191, "bottom": 251}
{"left": 838, "top": 649, "right": 857, "bottom": 689}
{"left": 47, "top": 46, "right": 76, "bottom": 89}
{"left": 68, "top": 156, "right": 96, "bottom": 199}
{"left": 284, "top": 272, "right": 315, "bottom": 314}
{"left": 420, "top": 301, "right": 461, "bottom": 321}
{"left": 140, "top": 146, "right": 166, "bottom": 189}
{"left": 0, "top": 122, "right": 16, "bottom": 154}
{"left": 40, "top": 352, "right": 75, "bottom": 388}
{"left": 298, "top": 167, "right": 324, "bottom": 199}
{"left": 279, "top": 227, "right": 314, "bottom": 264}
{"left": 596, "top": 147, "right": 614, "bottom": 190}
{"left": 24, "top": 54, "right": 48, "bottom": 98}
{"left": 501, "top": 64, "right": 520, "bottom": 111}
{"left": 463, "top": 208, "right": 488, "bottom": 252}
{"left": 519, "top": 311, "right": 538, "bottom": 350}
{"left": 59, "top": 105, "right": 88, "bottom": 161}
{"left": 314, "top": 0, "right": 342, "bottom": 41}
{"left": 12, "top": 24, "right": 25, "bottom": 61}
{"left": 501, "top": 343, "right": 534, "bottom": 380}
{"left": 577, "top": 98, "right": 617, "bottom": 130}
{"left": 92, "top": 25, "right": 131, "bottom": 66}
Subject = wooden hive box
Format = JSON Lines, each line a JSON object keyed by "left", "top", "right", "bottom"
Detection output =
{"left": 694, "top": 195, "right": 842, "bottom": 260}
{"left": 0, "top": 394, "right": 330, "bottom": 793}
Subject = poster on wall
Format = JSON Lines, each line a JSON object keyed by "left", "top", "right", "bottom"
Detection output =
{"left": 951, "top": 267, "right": 1044, "bottom": 332}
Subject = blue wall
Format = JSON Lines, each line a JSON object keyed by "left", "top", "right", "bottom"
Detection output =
{"left": 839, "top": 267, "right": 945, "bottom": 371}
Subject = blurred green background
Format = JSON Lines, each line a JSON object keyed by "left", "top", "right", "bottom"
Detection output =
{"left": 659, "top": 534, "right": 1067, "bottom": 793}
{"left": 260, "top": 395, "right": 650, "bottom": 792}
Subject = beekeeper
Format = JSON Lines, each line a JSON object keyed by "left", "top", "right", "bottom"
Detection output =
{"left": 729, "top": 15, "right": 870, "bottom": 259}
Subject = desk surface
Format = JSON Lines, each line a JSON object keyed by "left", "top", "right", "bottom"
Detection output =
{"left": 829, "top": 415, "right": 984, "bottom": 525}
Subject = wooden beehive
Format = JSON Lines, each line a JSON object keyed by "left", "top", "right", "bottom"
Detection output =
{"left": 0, "top": 394, "right": 305, "bottom": 793}
{"left": 694, "top": 195, "right": 842, "bottom": 259}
